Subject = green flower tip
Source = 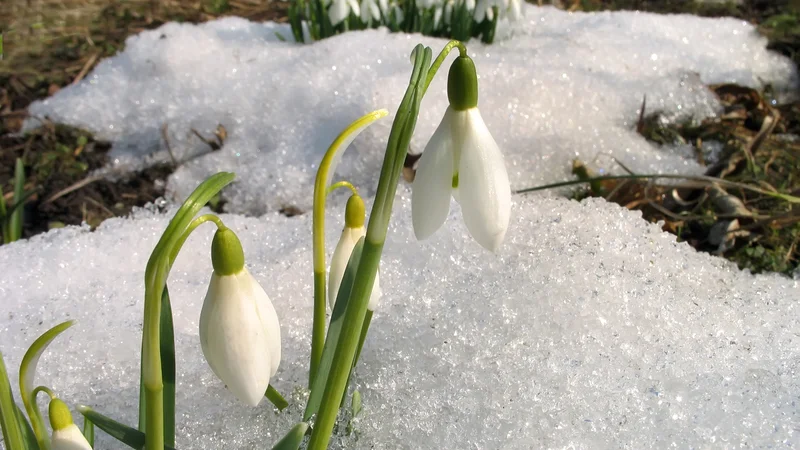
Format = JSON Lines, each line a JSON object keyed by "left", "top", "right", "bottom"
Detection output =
{"left": 49, "top": 398, "right": 74, "bottom": 431}
{"left": 211, "top": 227, "right": 245, "bottom": 276}
{"left": 447, "top": 56, "right": 479, "bottom": 111}
{"left": 344, "top": 194, "right": 365, "bottom": 229}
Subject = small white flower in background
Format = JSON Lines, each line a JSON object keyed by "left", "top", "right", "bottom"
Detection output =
{"left": 49, "top": 398, "right": 92, "bottom": 450}
{"left": 411, "top": 55, "right": 511, "bottom": 252}
{"left": 329, "top": 0, "right": 361, "bottom": 25}
{"left": 473, "top": 0, "right": 491, "bottom": 22}
{"left": 329, "top": 195, "right": 382, "bottom": 311}
{"left": 361, "top": 0, "right": 381, "bottom": 23}
{"left": 465, "top": 0, "right": 476, "bottom": 13}
{"left": 443, "top": 0, "right": 454, "bottom": 25}
{"left": 199, "top": 228, "right": 281, "bottom": 407}
{"left": 506, "top": 0, "right": 521, "bottom": 21}
{"left": 391, "top": 3, "right": 405, "bottom": 23}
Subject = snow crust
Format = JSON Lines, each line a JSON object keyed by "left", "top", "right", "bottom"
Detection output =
{"left": 1, "top": 192, "right": 798, "bottom": 449}
{"left": 24, "top": 6, "right": 798, "bottom": 215}
{"left": 5, "top": 5, "right": 800, "bottom": 449}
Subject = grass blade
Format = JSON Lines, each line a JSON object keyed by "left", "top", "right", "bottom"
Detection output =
{"left": 77, "top": 406, "right": 175, "bottom": 450}
{"left": 82, "top": 415, "right": 94, "bottom": 447}
{"left": 0, "top": 352, "right": 26, "bottom": 450}
{"left": 20, "top": 320, "right": 75, "bottom": 450}
{"left": 9, "top": 158, "right": 25, "bottom": 242}
{"left": 270, "top": 422, "right": 309, "bottom": 450}
{"left": 303, "top": 238, "right": 364, "bottom": 421}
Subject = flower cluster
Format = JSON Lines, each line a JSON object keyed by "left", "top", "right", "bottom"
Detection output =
{"left": 290, "top": 0, "right": 523, "bottom": 44}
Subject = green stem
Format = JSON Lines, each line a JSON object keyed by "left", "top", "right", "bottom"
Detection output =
{"left": 307, "top": 43, "right": 433, "bottom": 450}
{"left": 310, "top": 110, "right": 388, "bottom": 387}
{"left": 306, "top": 240, "right": 383, "bottom": 450}
{"left": 515, "top": 174, "right": 800, "bottom": 204}
{"left": 422, "top": 40, "right": 467, "bottom": 96}
{"left": 326, "top": 181, "right": 359, "bottom": 197}
{"left": 265, "top": 385, "right": 289, "bottom": 411}
{"left": 138, "top": 173, "right": 235, "bottom": 450}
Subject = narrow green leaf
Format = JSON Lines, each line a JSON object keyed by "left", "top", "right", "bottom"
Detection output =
{"left": 265, "top": 385, "right": 288, "bottom": 411}
{"left": 270, "top": 422, "right": 309, "bottom": 450}
{"left": 9, "top": 158, "right": 25, "bottom": 242}
{"left": 82, "top": 415, "right": 94, "bottom": 447}
{"left": 0, "top": 185, "right": 8, "bottom": 243}
{"left": 77, "top": 406, "right": 175, "bottom": 450}
{"left": 351, "top": 390, "right": 362, "bottom": 418}
{"left": 0, "top": 352, "right": 26, "bottom": 450}
{"left": 159, "top": 287, "right": 175, "bottom": 448}
{"left": 303, "top": 238, "right": 364, "bottom": 421}
{"left": 14, "top": 403, "right": 39, "bottom": 450}
{"left": 20, "top": 320, "right": 76, "bottom": 450}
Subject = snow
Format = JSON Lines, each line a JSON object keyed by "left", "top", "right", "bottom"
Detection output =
{"left": 4, "top": 4, "right": 800, "bottom": 449}
{"left": 1, "top": 193, "right": 798, "bottom": 449}
{"left": 23, "top": 6, "right": 797, "bottom": 216}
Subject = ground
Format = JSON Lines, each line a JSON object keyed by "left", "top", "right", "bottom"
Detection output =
{"left": 0, "top": 0, "right": 798, "bottom": 275}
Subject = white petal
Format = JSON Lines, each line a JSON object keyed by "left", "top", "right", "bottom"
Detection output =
{"left": 466, "top": 0, "right": 476, "bottom": 12}
{"left": 433, "top": 6, "right": 443, "bottom": 28}
{"left": 328, "top": 0, "right": 349, "bottom": 25}
{"left": 52, "top": 424, "right": 92, "bottom": 450}
{"left": 328, "top": 226, "right": 365, "bottom": 310}
{"left": 199, "top": 271, "right": 274, "bottom": 406}
{"left": 507, "top": 0, "right": 521, "bottom": 21}
{"left": 370, "top": 2, "right": 381, "bottom": 21}
{"left": 456, "top": 108, "right": 511, "bottom": 252}
{"left": 412, "top": 108, "right": 456, "bottom": 241}
{"left": 473, "top": 0, "right": 487, "bottom": 22}
{"left": 392, "top": 5, "right": 404, "bottom": 23}
{"left": 242, "top": 270, "right": 282, "bottom": 377}
{"left": 360, "top": 0, "right": 372, "bottom": 22}
{"left": 379, "top": 0, "right": 389, "bottom": 14}
{"left": 444, "top": 1, "right": 453, "bottom": 24}
{"left": 347, "top": 0, "right": 361, "bottom": 18}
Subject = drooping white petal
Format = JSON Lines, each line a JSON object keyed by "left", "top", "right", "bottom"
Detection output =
{"left": 243, "top": 270, "right": 281, "bottom": 376}
{"left": 412, "top": 107, "right": 457, "bottom": 241}
{"left": 433, "top": 5, "right": 443, "bottom": 28}
{"left": 199, "top": 270, "right": 278, "bottom": 406}
{"left": 392, "top": 4, "right": 404, "bottom": 23}
{"left": 329, "top": 226, "right": 382, "bottom": 311}
{"left": 361, "top": 0, "right": 381, "bottom": 22}
{"left": 473, "top": 0, "right": 488, "bottom": 22}
{"left": 347, "top": 0, "right": 361, "bottom": 18}
{"left": 486, "top": 3, "right": 494, "bottom": 21}
{"left": 378, "top": 0, "right": 389, "bottom": 15}
{"left": 455, "top": 108, "right": 511, "bottom": 252}
{"left": 466, "top": 0, "right": 476, "bottom": 12}
{"left": 329, "top": 226, "right": 365, "bottom": 309}
{"left": 52, "top": 424, "right": 92, "bottom": 450}
{"left": 443, "top": 0, "right": 453, "bottom": 24}
{"left": 328, "top": 0, "right": 350, "bottom": 25}
{"left": 507, "top": 0, "right": 521, "bottom": 21}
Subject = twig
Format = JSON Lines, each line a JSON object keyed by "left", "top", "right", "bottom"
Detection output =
{"left": 161, "top": 123, "right": 179, "bottom": 167}
{"left": 636, "top": 94, "right": 646, "bottom": 135}
{"left": 43, "top": 175, "right": 103, "bottom": 204}
{"left": 72, "top": 53, "right": 99, "bottom": 85}
{"left": 515, "top": 174, "right": 800, "bottom": 204}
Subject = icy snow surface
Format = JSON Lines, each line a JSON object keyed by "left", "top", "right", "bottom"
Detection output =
{"left": 0, "top": 193, "right": 798, "bottom": 449}
{"left": 5, "top": 5, "right": 800, "bottom": 449}
{"left": 24, "top": 6, "right": 798, "bottom": 215}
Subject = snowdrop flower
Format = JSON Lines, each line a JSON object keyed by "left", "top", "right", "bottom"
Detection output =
{"left": 506, "top": 0, "right": 521, "bottom": 21}
{"left": 199, "top": 228, "right": 281, "bottom": 407}
{"left": 329, "top": 0, "right": 361, "bottom": 25}
{"left": 329, "top": 195, "right": 381, "bottom": 311}
{"left": 411, "top": 55, "right": 511, "bottom": 252}
{"left": 443, "top": 0, "right": 454, "bottom": 24}
{"left": 49, "top": 399, "right": 92, "bottom": 450}
{"left": 361, "top": 0, "right": 381, "bottom": 23}
{"left": 474, "top": 0, "right": 492, "bottom": 22}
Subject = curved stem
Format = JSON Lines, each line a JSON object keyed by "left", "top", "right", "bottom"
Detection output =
{"left": 326, "top": 181, "right": 359, "bottom": 197}
{"left": 308, "top": 44, "right": 432, "bottom": 450}
{"left": 422, "top": 40, "right": 467, "bottom": 96}
{"left": 310, "top": 110, "right": 388, "bottom": 387}
{"left": 32, "top": 386, "right": 55, "bottom": 401}
{"left": 139, "top": 173, "right": 235, "bottom": 450}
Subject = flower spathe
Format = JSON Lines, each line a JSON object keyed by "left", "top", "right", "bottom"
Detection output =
{"left": 411, "top": 55, "right": 511, "bottom": 252}
{"left": 329, "top": 195, "right": 382, "bottom": 311}
{"left": 199, "top": 228, "right": 281, "bottom": 407}
{"left": 49, "top": 398, "right": 92, "bottom": 450}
